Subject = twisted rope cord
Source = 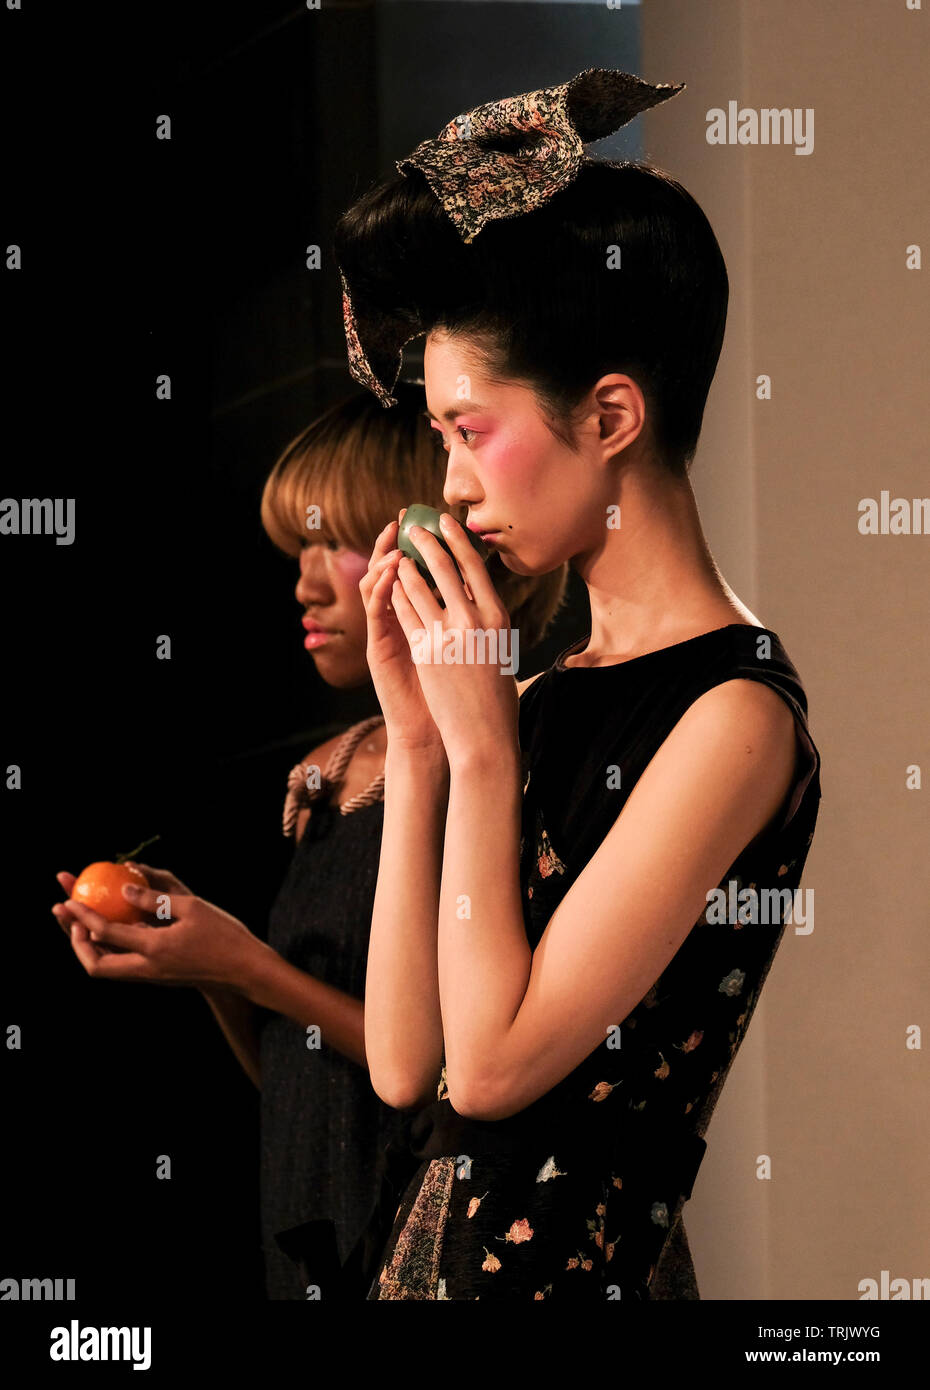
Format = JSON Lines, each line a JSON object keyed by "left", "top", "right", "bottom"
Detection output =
{"left": 282, "top": 715, "right": 386, "bottom": 837}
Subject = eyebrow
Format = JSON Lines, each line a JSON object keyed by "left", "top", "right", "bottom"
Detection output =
{"left": 423, "top": 400, "right": 488, "bottom": 423}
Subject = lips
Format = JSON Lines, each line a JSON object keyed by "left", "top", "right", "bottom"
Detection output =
{"left": 302, "top": 617, "right": 339, "bottom": 633}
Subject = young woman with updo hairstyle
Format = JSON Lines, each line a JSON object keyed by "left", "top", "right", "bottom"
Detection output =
{"left": 332, "top": 123, "right": 822, "bottom": 1299}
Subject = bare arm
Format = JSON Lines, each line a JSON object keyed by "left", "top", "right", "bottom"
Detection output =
{"left": 438, "top": 679, "right": 799, "bottom": 1120}
{"left": 363, "top": 742, "right": 450, "bottom": 1111}
{"left": 199, "top": 986, "right": 263, "bottom": 1089}
{"left": 360, "top": 679, "right": 537, "bottom": 1108}
{"left": 236, "top": 950, "right": 367, "bottom": 1067}
{"left": 200, "top": 959, "right": 369, "bottom": 1086}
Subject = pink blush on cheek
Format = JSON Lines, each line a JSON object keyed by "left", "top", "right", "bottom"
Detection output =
{"left": 338, "top": 551, "right": 370, "bottom": 587}
{"left": 484, "top": 430, "right": 539, "bottom": 491}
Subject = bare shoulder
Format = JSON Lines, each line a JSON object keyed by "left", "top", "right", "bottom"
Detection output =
{"left": 516, "top": 672, "right": 545, "bottom": 697}
{"left": 292, "top": 722, "right": 387, "bottom": 841}
{"left": 666, "top": 677, "right": 799, "bottom": 789}
{"left": 599, "top": 677, "right": 800, "bottom": 877}
{"left": 299, "top": 729, "right": 346, "bottom": 770}
{"left": 689, "top": 677, "right": 798, "bottom": 745}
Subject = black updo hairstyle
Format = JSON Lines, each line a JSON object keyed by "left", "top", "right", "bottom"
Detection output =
{"left": 334, "top": 159, "right": 729, "bottom": 477}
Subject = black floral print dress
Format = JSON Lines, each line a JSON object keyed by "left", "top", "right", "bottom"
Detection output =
{"left": 343, "top": 624, "right": 822, "bottom": 1301}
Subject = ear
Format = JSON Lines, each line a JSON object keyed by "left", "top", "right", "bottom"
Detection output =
{"left": 591, "top": 373, "right": 646, "bottom": 461}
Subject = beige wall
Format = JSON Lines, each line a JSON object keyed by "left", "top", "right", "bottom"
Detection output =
{"left": 643, "top": 0, "right": 930, "bottom": 1300}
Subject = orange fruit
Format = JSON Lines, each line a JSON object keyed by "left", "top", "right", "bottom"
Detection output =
{"left": 71, "top": 862, "right": 148, "bottom": 923}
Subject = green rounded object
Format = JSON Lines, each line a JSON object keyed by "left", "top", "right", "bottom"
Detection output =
{"left": 397, "top": 503, "right": 489, "bottom": 587}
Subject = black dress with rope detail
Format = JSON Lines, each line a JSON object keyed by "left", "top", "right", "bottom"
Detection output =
{"left": 339, "top": 623, "right": 822, "bottom": 1301}
{"left": 256, "top": 717, "right": 405, "bottom": 1300}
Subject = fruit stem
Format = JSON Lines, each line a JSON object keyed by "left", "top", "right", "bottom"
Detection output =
{"left": 115, "top": 834, "right": 161, "bottom": 864}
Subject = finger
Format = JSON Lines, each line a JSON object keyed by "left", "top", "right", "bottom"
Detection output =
{"left": 66, "top": 919, "right": 117, "bottom": 955}
{"left": 373, "top": 548, "right": 402, "bottom": 578}
{"left": 390, "top": 574, "right": 424, "bottom": 647}
{"left": 52, "top": 903, "right": 79, "bottom": 937}
{"left": 126, "top": 866, "right": 173, "bottom": 892}
{"left": 54, "top": 875, "right": 80, "bottom": 935}
{"left": 368, "top": 519, "right": 400, "bottom": 567}
{"left": 117, "top": 882, "right": 183, "bottom": 918}
{"left": 76, "top": 913, "right": 161, "bottom": 952}
{"left": 436, "top": 512, "right": 502, "bottom": 612}
{"left": 65, "top": 895, "right": 161, "bottom": 944}
{"left": 395, "top": 554, "right": 444, "bottom": 630}
{"left": 70, "top": 923, "right": 106, "bottom": 971}
{"left": 366, "top": 553, "right": 401, "bottom": 621}
{"left": 71, "top": 929, "right": 153, "bottom": 979}
{"left": 360, "top": 524, "right": 400, "bottom": 598}
{"left": 64, "top": 897, "right": 118, "bottom": 936}
{"left": 405, "top": 526, "right": 470, "bottom": 621}
{"left": 88, "top": 953, "right": 153, "bottom": 979}
{"left": 122, "top": 862, "right": 189, "bottom": 895}
{"left": 69, "top": 920, "right": 117, "bottom": 970}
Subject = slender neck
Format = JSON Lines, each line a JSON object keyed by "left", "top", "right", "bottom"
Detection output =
{"left": 570, "top": 463, "right": 758, "bottom": 663}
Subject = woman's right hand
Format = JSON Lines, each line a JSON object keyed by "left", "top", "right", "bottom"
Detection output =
{"left": 360, "top": 510, "right": 446, "bottom": 754}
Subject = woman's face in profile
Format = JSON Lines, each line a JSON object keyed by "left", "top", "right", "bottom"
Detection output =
{"left": 424, "top": 331, "right": 606, "bottom": 577}
{"left": 295, "top": 532, "right": 371, "bottom": 688}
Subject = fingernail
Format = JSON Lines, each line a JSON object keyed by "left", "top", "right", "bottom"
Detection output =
{"left": 122, "top": 883, "right": 140, "bottom": 899}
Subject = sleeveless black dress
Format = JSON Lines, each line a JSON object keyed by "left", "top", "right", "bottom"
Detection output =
{"left": 343, "top": 623, "right": 822, "bottom": 1301}
{"left": 257, "top": 748, "right": 405, "bottom": 1300}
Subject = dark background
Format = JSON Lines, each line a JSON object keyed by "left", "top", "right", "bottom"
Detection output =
{"left": 1, "top": 0, "right": 642, "bottom": 1301}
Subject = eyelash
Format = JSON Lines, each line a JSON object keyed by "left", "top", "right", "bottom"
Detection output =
{"left": 434, "top": 426, "right": 478, "bottom": 451}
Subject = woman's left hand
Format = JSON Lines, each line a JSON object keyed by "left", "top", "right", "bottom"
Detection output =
{"left": 390, "top": 515, "right": 520, "bottom": 768}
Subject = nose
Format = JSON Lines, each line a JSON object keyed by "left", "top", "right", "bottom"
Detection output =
{"left": 442, "top": 450, "right": 481, "bottom": 514}
{"left": 295, "top": 544, "right": 334, "bottom": 608}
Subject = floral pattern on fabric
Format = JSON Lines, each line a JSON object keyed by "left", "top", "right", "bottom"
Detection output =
{"left": 363, "top": 628, "right": 821, "bottom": 1301}
{"left": 398, "top": 68, "right": 685, "bottom": 245}
{"left": 339, "top": 68, "right": 685, "bottom": 405}
{"left": 376, "top": 1158, "right": 456, "bottom": 1300}
{"left": 526, "top": 807, "right": 567, "bottom": 899}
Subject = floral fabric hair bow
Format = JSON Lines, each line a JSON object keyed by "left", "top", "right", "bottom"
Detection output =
{"left": 339, "top": 67, "right": 685, "bottom": 406}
